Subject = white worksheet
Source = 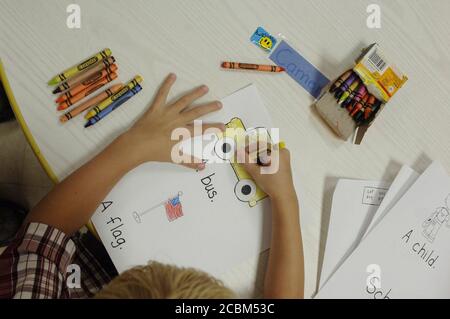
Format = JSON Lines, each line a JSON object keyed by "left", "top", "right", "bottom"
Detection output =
{"left": 319, "top": 179, "right": 389, "bottom": 288}
{"left": 363, "top": 165, "right": 419, "bottom": 238}
{"left": 91, "top": 85, "right": 281, "bottom": 280}
{"left": 316, "top": 162, "right": 450, "bottom": 299}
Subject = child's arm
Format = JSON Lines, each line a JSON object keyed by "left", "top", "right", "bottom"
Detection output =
{"left": 242, "top": 148, "right": 304, "bottom": 299}
{"left": 26, "top": 74, "right": 224, "bottom": 235}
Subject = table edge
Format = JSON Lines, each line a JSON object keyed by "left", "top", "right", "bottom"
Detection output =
{"left": 0, "top": 59, "right": 59, "bottom": 184}
{"left": 0, "top": 59, "right": 99, "bottom": 237}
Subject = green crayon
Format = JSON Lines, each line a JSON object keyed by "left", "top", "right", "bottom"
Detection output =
{"left": 48, "top": 49, "right": 112, "bottom": 86}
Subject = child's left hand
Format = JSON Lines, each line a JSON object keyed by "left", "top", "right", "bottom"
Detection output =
{"left": 119, "top": 73, "right": 225, "bottom": 169}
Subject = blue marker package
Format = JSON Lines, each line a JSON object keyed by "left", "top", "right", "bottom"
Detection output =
{"left": 269, "top": 40, "right": 330, "bottom": 98}
{"left": 250, "top": 26, "right": 277, "bottom": 52}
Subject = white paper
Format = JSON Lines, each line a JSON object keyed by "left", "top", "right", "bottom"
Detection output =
{"left": 91, "top": 85, "right": 278, "bottom": 280}
{"left": 319, "top": 179, "right": 389, "bottom": 288}
{"left": 364, "top": 165, "right": 419, "bottom": 238}
{"left": 316, "top": 162, "right": 450, "bottom": 299}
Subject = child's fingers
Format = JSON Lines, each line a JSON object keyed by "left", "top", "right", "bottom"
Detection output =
{"left": 240, "top": 159, "right": 261, "bottom": 178}
{"left": 152, "top": 73, "right": 177, "bottom": 108}
{"left": 177, "top": 153, "right": 206, "bottom": 171}
{"left": 181, "top": 101, "right": 223, "bottom": 123}
{"left": 186, "top": 122, "right": 225, "bottom": 136}
{"left": 173, "top": 85, "right": 209, "bottom": 112}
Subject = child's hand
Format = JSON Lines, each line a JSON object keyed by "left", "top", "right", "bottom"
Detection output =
{"left": 241, "top": 146, "right": 297, "bottom": 203}
{"left": 121, "top": 73, "right": 225, "bottom": 169}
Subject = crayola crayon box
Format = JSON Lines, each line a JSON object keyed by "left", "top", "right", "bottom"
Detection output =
{"left": 315, "top": 43, "right": 408, "bottom": 144}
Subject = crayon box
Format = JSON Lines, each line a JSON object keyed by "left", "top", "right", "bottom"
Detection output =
{"left": 315, "top": 43, "right": 408, "bottom": 144}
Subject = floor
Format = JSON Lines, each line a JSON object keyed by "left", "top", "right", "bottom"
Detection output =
{"left": 0, "top": 119, "right": 53, "bottom": 253}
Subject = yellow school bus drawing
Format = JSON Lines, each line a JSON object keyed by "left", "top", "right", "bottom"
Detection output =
{"left": 214, "top": 117, "right": 271, "bottom": 207}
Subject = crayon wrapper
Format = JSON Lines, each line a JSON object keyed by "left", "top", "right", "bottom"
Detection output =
{"left": 354, "top": 44, "right": 408, "bottom": 103}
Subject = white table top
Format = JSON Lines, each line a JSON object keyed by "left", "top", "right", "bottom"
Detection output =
{"left": 1, "top": 0, "right": 450, "bottom": 298}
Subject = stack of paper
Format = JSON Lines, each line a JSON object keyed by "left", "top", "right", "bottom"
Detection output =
{"left": 317, "top": 162, "right": 450, "bottom": 298}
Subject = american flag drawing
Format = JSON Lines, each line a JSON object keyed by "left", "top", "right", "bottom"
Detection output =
{"left": 132, "top": 191, "right": 184, "bottom": 224}
{"left": 165, "top": 195, "right": 184, "bottom": 222}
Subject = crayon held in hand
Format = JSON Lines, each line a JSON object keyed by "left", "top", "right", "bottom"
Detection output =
{"left": 85, "top": 84, "right": 143, "bottom": 128}
{"left": 57, "top": 72, "right": 118, "bottom": 111}
{"left": 85, "top": 75, "right": 143, "bottom": 119}
{"left": 329, "top": 70, "right": 352, "bottom": 93}
{"left": 59, "top": 84, "right": 123, "bottom": 123}
{"left": 52, "top": 58, "right": 117, "bottom": 94}
{"left": 48, "top": 48, "right": 112, "bottom": 86}
{"left": 55, "top": 68, "right": 118, "bottom": 103}
{"left": 221, "top": 62, "right": 285, "bottom": 73}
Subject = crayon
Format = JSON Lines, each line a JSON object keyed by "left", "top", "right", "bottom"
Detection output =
{"left": 55, "top": 68, "right": 118, "bottom": 103}
{"left": 334, "top": 73, "right": 357, "bottom": 100}
{"left": 59, "top": 84, "right": 123, "bottom": 123}
{"left": 361, "top": 100, "right": 381, "bottom": 123}
{"left": 341, "top": 83, "right": 365, "bottom": 108}
{"left": 363, "top": 95, "right": 377, "bottom": 112}
{"left": 85, "top": 75, "right": 143, "bottom": 119}
{"left": 85, "top": 84, "right": 143, "bottom": 128}
{"left": 52, "top": 58, "right": 116, "bottom": 94}
{"left": 57, "top": 72, "right": 118, "bottom": 111}
{"left": 353, "top": 95, "right": 378, "bottom": 124}
{"left": 346, "top": 85, "right": 367, "bottom": 112}
{"left": 329, "top": 70, "right": 353, "bottom": 93}
{"left": 48, "top": 48, "right": 112, "bottom": 86}
{"left": 221, "top": 62, "right": 285, "bottom": 73}
{"left": 338, "top": 79, "right": 360, "bottom": 105}
{"left": 354, "top": 109, "right": 365, "bottom": 124}
{"left": 350, "top": 93, "right": 369, "bottom": 117}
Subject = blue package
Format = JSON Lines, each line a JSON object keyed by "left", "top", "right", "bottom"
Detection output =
{"left": 250, "top": 27, "right": 277, "bottom": 52}
{"left": 269, "top": 40, "right": 330, "bottom": 98}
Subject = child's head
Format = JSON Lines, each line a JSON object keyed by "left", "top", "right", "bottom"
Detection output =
{"left": 95, "top": 261, "right": 235, "bottom": 299}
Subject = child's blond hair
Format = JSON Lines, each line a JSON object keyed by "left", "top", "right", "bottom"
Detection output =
{"left": 95, "top": 261, "right": 235, "bottom": 299}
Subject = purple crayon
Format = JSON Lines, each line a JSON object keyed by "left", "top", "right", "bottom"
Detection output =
{"left": 329, "top": 70, "right": 353, "bottom": 93}
{"left": 343, "top": 83, "right": 367, "bottom": 109}
{"left": 334, "top": 72, "right": 357, "bottom": 100}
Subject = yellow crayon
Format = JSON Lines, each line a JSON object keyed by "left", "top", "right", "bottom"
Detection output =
{"left": 48, "top": 49, "right": 112, "bottom": 86}
{"left": 85, "top": 75, "right": 143, "bottom": 119}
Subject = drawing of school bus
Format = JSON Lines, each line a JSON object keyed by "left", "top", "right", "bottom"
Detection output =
{"left": 214, "top": 117, "right": 271, "bottom": 207}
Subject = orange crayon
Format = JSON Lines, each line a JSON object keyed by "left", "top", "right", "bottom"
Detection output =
{"left": 350, "top": 94, "right": 370, "bottom": 117}
{"left": 221, "top": 62, "right": 285, "bottom": 73}
{"left": 59, "top": 84, "right": 123, "bottom": 123}
{"left": 52, "top": 57, "right": 116, "bottom": 94}
{"left": 56, "top": 69, "right": 117, "bottom": 104}
{"left": 57, "top": 72, "right": 118, "bottom": 111}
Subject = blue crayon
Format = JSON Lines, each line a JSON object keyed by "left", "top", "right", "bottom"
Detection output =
{"left": 85, "top": 84, "right": 142, "bottom": 128}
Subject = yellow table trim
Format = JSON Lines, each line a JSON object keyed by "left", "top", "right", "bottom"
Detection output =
{"left": 0, "top": 59, "right": 98, "bottom": 236}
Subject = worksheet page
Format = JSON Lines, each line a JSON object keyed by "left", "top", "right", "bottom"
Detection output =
{"left": 91, "top": 85, "right": 281, "bottom": 280}
{"left": 317, "top": 162, "right": 450, "bottom": 299}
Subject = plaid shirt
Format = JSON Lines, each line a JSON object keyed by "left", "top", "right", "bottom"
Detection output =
{"left": 0, "top": 222, "right": 117, "bottom": 299}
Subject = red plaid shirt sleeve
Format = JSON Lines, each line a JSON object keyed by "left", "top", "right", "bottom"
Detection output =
{"left": 0, "top": 222, "right": 76, "bottom": 299}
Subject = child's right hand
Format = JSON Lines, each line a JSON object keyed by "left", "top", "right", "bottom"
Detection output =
{"left": 240, "top": 147, "right": 297, "bottom": 203}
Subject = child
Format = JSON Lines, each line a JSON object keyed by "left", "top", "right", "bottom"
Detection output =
{"left": 0, "top": 74, "right": 304, "bottom": 299}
